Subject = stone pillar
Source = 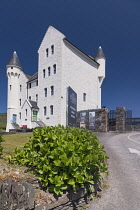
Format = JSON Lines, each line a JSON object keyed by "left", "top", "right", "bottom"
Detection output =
{"left": 95, "top": 108, "right": 109, "bottom": 132}
{"left": 116, "top": 107, "right": 126, "bottom": 132}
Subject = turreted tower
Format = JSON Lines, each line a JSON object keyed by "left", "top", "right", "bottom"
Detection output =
{"left": 6, "top": 51, "right": 23, "bottom": 131}
{"left": 95, "top": 46, "right": 106, "bottom": 108}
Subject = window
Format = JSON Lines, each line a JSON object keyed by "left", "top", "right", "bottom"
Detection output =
{"left": 44, "top": 106, "right": 47, "bottom": 116}
{"left": 11, "top": 67, "right": 13, "bottom": 69}
{"left": 32, "top": 110, "right": 38, "bottom": 121}
{"left": 48, "top": 67, "right": 51, "bottom": 76}
{"left": 43, "top": 69, "right": 45, "bottom": 78}
{"left": 19, "top": 112, "right": 21, "bottom": 120}
{"left": 25, "top": 109, "right": 27, "bottom": 117}
{"left": 51, "top": 86, "right": 54, "bottom": 96}
{"left": 36, "top": 80, "right": 38, "bottom": 86}
{"left": 53, "top": 64, "right": 56, "bottom": 74}
{"left": 50, "top": 105, "right": 53, "bottom": 115}
{"left": 10, "top": 85, "right": 12, "bottom": 90}
{"left": 83, "top": 93, "right": 86, "bottom": 102}
{"left": 29, "top": 83, "right": 31, "bottom": 89}
{"left": 29, "top": 96, "right": 31, "bottom": 100}
{"left": 19, "top": 99, "right": 21, "bottom": 106}
{"left": 46, "top": 48, "right": 49, "bottom": 57}
{"left": 36, "top": 94, "right": 38, "bottom": 103}
{"left": 44, "top": 88, "right": 47, "bottom": 97}
{"left": 51, "top": 45, "right": 54, "bottom": 54}
{"left": 20, "top": 85, "right": 22, "bottom": 92}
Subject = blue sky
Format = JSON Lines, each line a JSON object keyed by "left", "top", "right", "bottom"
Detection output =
{"left": 0, "top": 0, "right": 140, "bottom": 116}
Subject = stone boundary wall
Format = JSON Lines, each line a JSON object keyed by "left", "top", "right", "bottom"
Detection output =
{"left": 0, "top": 177, "right": 35, "bottom": 210}
{"left": 77, "top": 108, "right": 109, "bottom": 132}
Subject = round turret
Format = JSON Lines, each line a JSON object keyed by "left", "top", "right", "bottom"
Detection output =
{"left": 6, "top": 51, "right": 23, "bottom": 131}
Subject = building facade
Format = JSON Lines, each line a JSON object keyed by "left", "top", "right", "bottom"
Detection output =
{"left": 6, "top": 26, "right": 106, "bottom": 132}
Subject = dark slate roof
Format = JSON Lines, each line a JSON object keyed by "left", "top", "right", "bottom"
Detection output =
{"left": 29, "top": 100, "right": 39, "bottom": 109}
{"left": 95, "top": 46, "right": 105, "bottom": 59}
{"left": 7, "top": 51, "right": 23, "bottom": 70}
{"left": 28, "top": 72, "right": 38, "bottom": 82}
{"left": 25, "top": 74, "right": 32, "bottom": 80}
{"left": 63, "top": 38, "right": 99, "bottom": 66}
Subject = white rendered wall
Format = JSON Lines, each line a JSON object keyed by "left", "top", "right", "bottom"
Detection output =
{"left": 27, "top": 81, "right": 38, "bottom": 102}
{"left": 6, "top": 67, "right": 29, "bottom": 131}
{"left": 96, "top": 57, "right": 106, "bottom": 108}
{"left": 21, "top": 101, "right": 32, "bottom": 128}
{"left": 37, "top": 26, "right": 65, "bottom": 126}
{"left": 61, "top": 41, "right": 100, "bottom": 126}
{"left": 18, "top": 73, "right": 29, "bottom": 127}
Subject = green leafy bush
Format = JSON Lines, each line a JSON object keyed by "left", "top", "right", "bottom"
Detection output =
{"left": 0, "top": 135, "right": 4, "bottom": 158}
{"left": 8, "top": 125, "right": 108, "bottom": 195}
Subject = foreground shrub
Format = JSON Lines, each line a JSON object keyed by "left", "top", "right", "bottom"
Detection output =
{"left": 8, "top": 125, "right": 108, "bottom": 195}
{"left": 0, "top": 135, "right": 4, "bottom": 158}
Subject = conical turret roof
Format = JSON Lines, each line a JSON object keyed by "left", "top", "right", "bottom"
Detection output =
{"left": 95, "top": 46, "right": 105, "bottom": 59}
{"left": 7, "top": 51, "right": 23, "bottom": 70}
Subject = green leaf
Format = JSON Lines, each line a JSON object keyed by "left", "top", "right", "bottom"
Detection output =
{"left": 43, "top": 164, "right": 48, "bottom": 173}
{"left": 54, "top": 159, "right": 61, "bottom": 166}
{"left": 68, "top": 179, "right": 75, "bottom": 186}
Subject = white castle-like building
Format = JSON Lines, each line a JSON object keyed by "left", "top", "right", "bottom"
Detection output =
{"left": 6, "top": 26, "right": 106, "bottom": 132}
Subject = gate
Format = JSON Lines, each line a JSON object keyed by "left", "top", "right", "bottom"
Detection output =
{"left": 108, "top": 109, "right": 132, "bottom": 132}
{"left": 108, "top": 110, "right": 116, "bottom": 131}
{"left": 125, "top": 110, "right": 132, "bottom": 131}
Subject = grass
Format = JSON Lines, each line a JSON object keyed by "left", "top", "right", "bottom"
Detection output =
{"left": 0, "top": 132, "right": 32, "bottom": 163}
{"left": 0, "top": 113, "right": 7, "bottom": 129}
